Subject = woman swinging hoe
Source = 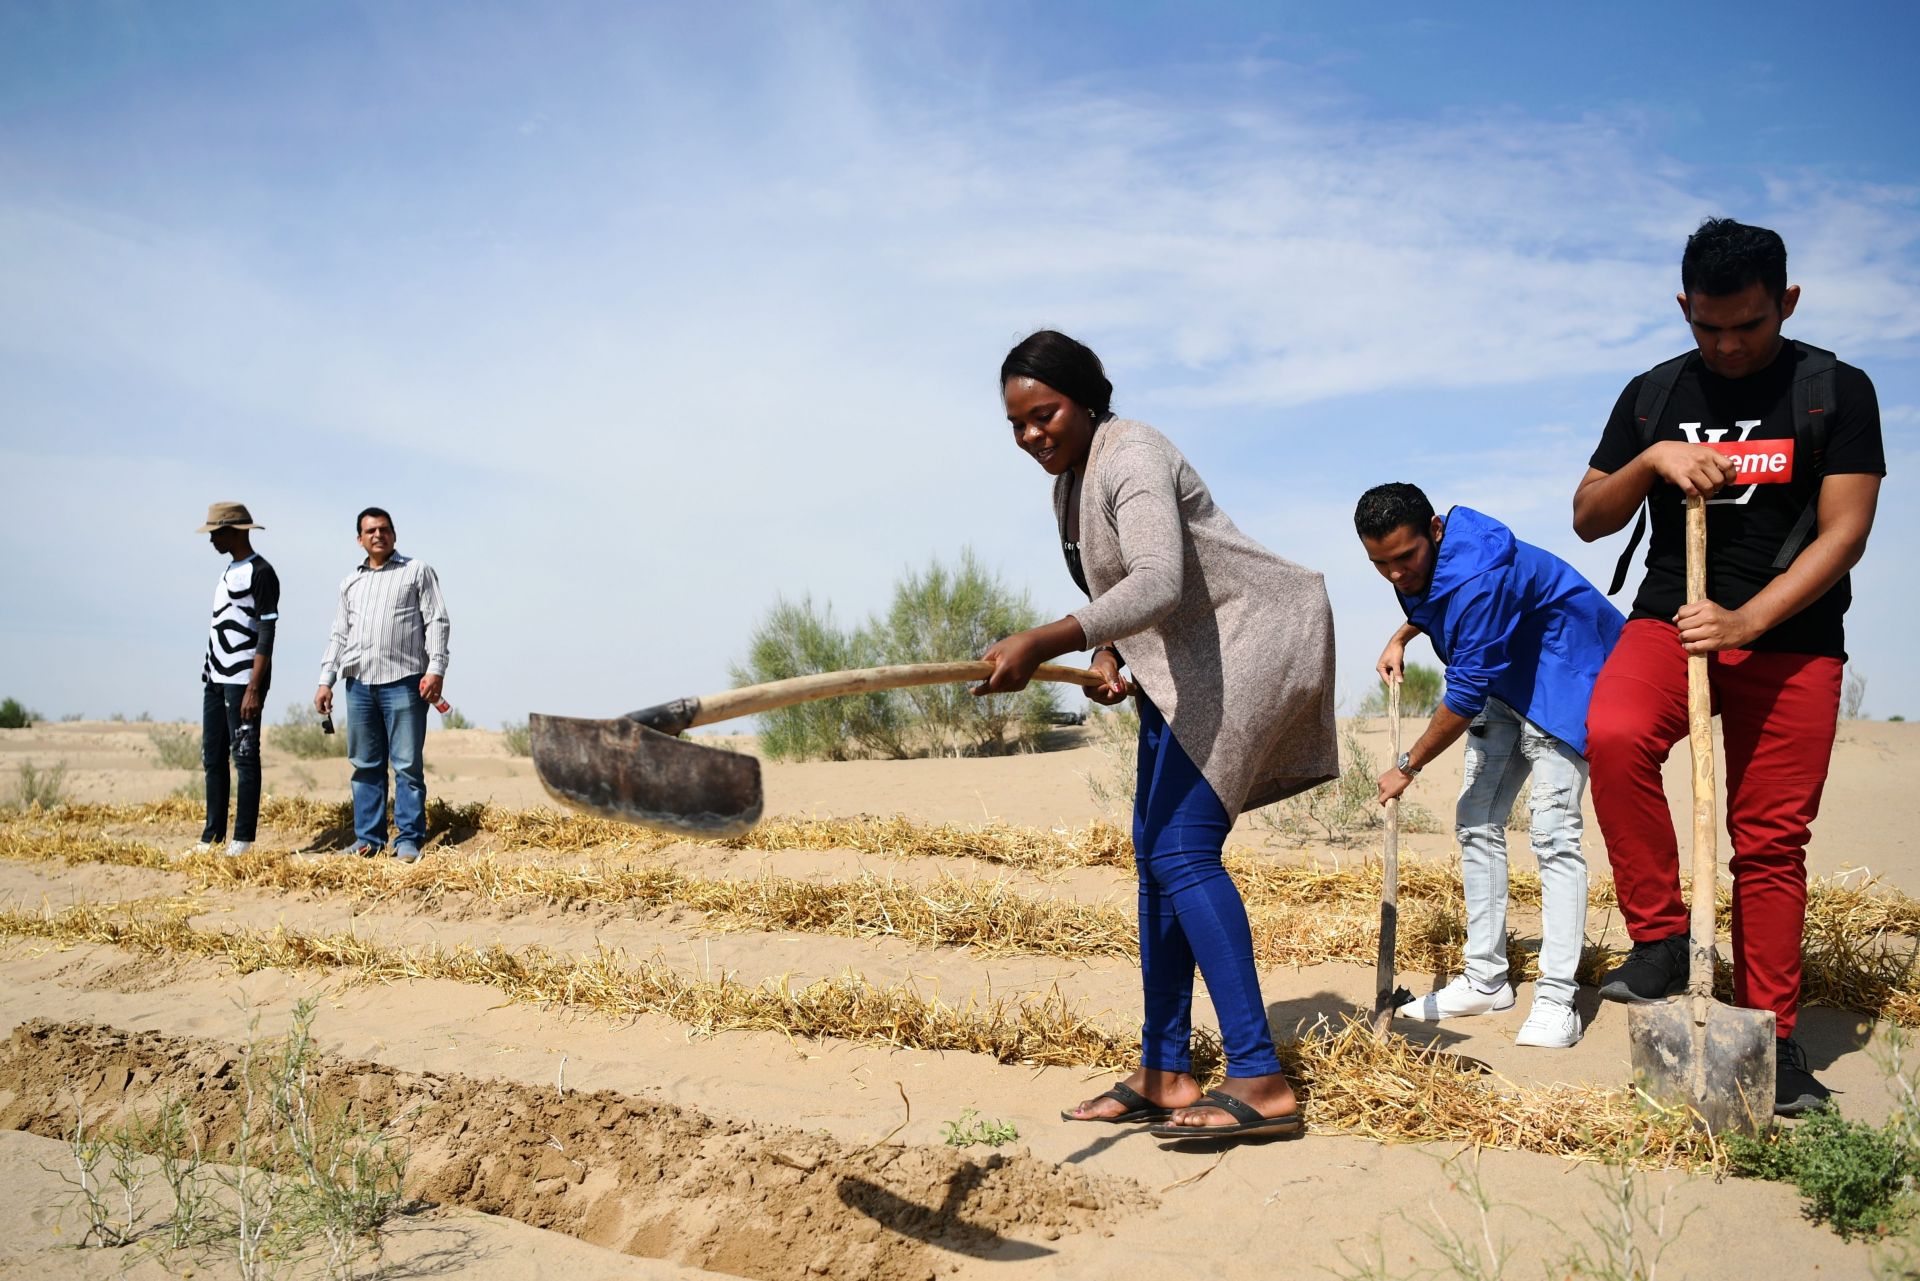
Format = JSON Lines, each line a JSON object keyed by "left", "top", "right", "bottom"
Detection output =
{"left": 973, "top": 331, "right": 1339, "bottom": 1140}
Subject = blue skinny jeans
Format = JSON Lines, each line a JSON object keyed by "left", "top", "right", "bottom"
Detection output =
{"left": 1134, "top": 694, "right": 1282, "bottom": 1078}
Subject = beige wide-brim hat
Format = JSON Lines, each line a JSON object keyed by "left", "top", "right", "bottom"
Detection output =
{"left": 196, "top": 501, "right": 264, "bottom": 533}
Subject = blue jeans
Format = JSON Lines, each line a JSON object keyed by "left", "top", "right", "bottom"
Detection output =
{"left": 201, "top": 680, "right": 263, "bottom": 843}
{"left": 1134, "top": 695, "right": 1283, "bottom": 1078}
{"left": 1456, "top": 697, "right": 1590, "bottom": 1007}
{"left": 345, "top": 676, "right": 428, "bottom": 849}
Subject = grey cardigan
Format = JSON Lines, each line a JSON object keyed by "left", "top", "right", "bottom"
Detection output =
{"left": 1059, "top": 419, "right": 1338, "bottom": 820}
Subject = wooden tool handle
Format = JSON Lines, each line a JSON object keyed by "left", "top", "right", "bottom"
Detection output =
{"left": 679, "top": 662, "right": 1115, "bottom": 730}
{"left": 1371, "top": 677, "right": 1403, "bottom": 1036}
{"left": 1686, "top": 494, "right": 1717, "bottom": 1005}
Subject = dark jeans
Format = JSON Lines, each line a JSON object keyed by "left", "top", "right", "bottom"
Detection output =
{"left": 202, "top": 680, "right": 265, "bottom": 843}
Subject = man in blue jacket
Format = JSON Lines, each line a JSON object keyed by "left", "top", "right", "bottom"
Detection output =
{"left": 1355, "top": 484, "right": 1625, "bottom": 1048}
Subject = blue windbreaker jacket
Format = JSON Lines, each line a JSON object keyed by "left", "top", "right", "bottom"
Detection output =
{"left": 1397, "top": 506, "right": 1624, "bottom": 756}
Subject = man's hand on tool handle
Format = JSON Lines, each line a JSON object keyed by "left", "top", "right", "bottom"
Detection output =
{"left": 1647, "top": 441, "right": 1740, "bottom": 499}
{"left": 1675, "top": 600, "right": 1762, "bottom": 654}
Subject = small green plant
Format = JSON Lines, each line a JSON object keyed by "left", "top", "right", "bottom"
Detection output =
{"left": 53, "top": 1099, "right": 144, "bottom": 1247}
{"left": 939, "top": 1108, "right": 1019, "bottom": 1148}
{"left": 272, "top": 703, "right": 349, "bottom": 760}
{"left": 0, "top": 696, "right": 38, "bottom": 729}
{"left": 501, "top": 720, "right": 531, "bottom": 756}
{"left": 11, "top": 759, "right": 71, "bottom": 809}
{"left": 170, "top": 774, "right": 207, "bottom": 802}
{"left": 1729, "top": 1108, "right": 1917, "bottom": 1239}
{"left": 1359, "top": 664, "right": 1445, "bottom": 718}
{"left": 438, "top": 707, "right": 473, "bottom": 730}
{"left": 149, "top": 724, "right": 202, "bottom": 770}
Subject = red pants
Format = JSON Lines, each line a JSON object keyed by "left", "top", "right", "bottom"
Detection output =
{"left": 1587, "top": 619, "right": 1841, "bottom": 1037}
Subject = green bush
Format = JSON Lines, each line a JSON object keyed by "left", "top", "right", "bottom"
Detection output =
{"left": 1729, "top": 1108, "right": 1916, "bottom": 1239}
{"left": 731, "top": 552, "right": 1062, "bottom": 762}
{"left": 148, "top": 725, "right": 201, "bottom": 770}
{"left": 0, "top": 697, "right": 38, "bottom": 729}
{"left": 501, "top": 720, "right": 531, "bottom": 756}
{"left": 439, "top": 707, "right": 474, "bottom": 730}
{"left": 1359, "top": 663, "right": 1444, "bottom": 718}
{"left": 731, "top": 596, "right": 901, "bottom": 761}
{"left": 872, "top": 550, "right": 1058, "bottom": 756}
{"left": 271, "top": 704, "right": 349, "bottom": 760}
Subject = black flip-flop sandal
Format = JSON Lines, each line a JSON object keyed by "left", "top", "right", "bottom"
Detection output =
{"left": 1060, "top": 1081, "right": 1176, "bottom": 1124}
{"left": 1147, "top": 1089, "right": 1304, "bottom": 1139}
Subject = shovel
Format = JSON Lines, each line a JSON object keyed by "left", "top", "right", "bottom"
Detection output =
{"left": 1626, "top": 494, "right": 1776, "bottom": 1135}
{"left": 1372, "top": 676, "right": 1413, "bottom": 1036}
{"left": 529, "top": 661, "right": 1117, "bottom": 838}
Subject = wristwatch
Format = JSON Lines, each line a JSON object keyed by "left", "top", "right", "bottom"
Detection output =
{"left": 1395, "top": 752, "right": 1420, "bottom": 778}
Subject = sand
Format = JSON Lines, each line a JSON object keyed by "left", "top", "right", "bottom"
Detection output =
{"left": 0, "top": 716, "right": 1915, "bottom": 1279}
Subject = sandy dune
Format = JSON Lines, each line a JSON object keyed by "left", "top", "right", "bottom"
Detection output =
{"left": 0, "top": 717, "right": 1915, "bottom": 1279}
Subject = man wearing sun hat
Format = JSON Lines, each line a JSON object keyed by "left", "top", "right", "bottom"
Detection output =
{"left": 193, "top": 502, "right": 281, "bottom": 857}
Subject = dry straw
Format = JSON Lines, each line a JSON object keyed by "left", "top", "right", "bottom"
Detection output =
{"left": 3, "top": 812, "right": 1916, "bottom": 1024}
{"left": 0, "top": 898, "right": 1716, "bottom": 1171}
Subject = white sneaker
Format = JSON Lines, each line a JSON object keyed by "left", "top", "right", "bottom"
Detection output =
{"left": 186, "top": 841, "right": 213, "bottom": 856}
{"left": 1396, "top": 976, "right": 1515, "bottom": 1022}
{"left": 223, "top": 840, "right": 254, "bottom": 858}
{"left": 1515, "top": 1001, "right": 1582, "bottom": 1048}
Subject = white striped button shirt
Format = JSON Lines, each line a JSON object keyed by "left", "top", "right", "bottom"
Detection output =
{"left": 317, "top": 553, "right": 452, "bottom": 687}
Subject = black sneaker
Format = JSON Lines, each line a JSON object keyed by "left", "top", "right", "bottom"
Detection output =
{"left": 1597, "top": 933, "right": 1689, "bottom": 1003}
{"left": 1776, "top": 1037, "right": 1834, "bottom": 1117}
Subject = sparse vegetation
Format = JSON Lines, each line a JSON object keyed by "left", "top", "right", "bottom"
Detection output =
{"left": 731, "top": 551, "right": 1059, "bottom": 761}
{"left": 501, "top": 719, "right": 531, "bottom": 756}
{"left": 148, "top": 724, "right": 202, "bottom": 770}
{"left": 939, "top": 1108, "right": 1019, "bottom": 1148}
{"left": 1258, "top": 723, "right": 1438, "bottom": 845}
{"left": 1846, "top": 665, "right": 1869, "bottom": 720}
{"left": 272, "top": 703, "right": 349, "bottom": 760}
{"left": 51, "top": 1002, "right": 409, "bottom": 1278}
{"left": 0, "top": 696, "right": 39, "bottom": 729}
{"left": 9, "top": 759, "right": 71, "bottom": 809}
{"left": 438, "top": 707, "right": 473, "bottom": 730}
{"left": 1082, "top": 702, "right": 1140, "bottom": 816}
{"left": 1360, "top": 664, "right": 1444, "bottom": 718}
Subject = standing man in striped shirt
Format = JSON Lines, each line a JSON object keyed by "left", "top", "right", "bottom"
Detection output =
{"left": 313, "top": 507, "right": 452, "bottom": 863}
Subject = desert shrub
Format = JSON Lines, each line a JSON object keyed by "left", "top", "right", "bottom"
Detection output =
{"left": 0, "top": 697, "right": 38, "bottom": 729}
{"left": 271, "top": 704, "right": 349, "bottom": 760}
{"left": 148, "top": 725, "right": 201, "bottom": 770}
{"left": 731, "top": 596, "right": 902, "bottom": 761}
{"left": 1358, "top": 664, "right": 1444, "bottom": 718}
{"left": 1845, "top": 665, "right": 1868, "bottom": 720}
{"left": 1257, "top": 723, "right": 1437, "bottom": 844}
{"left": 939, "top": 1108, "right": 1018, "bottom": 1148}
{"left": 871, "top": 550, "right": 1059, "bottom": 756}
{"left": 733, "top": 553, "right": 1064, "bottom": 762}
{"left": 501, "top": 720, "right": 531, "bottom": 756}
{"left": 439, "top": 707, "right": 473, "bottom": 730}
{"left": 10, "top": 760, "right": 70, "bottom": 809}
{"left": 1730, "top": 1109, "right": 1916, "bottom": 1239}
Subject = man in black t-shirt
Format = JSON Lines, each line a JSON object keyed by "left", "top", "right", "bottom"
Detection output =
{"left": 1572, "top": 219, "right": 1884, "bottom": 1116}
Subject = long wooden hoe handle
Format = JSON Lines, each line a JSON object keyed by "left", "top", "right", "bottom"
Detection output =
{"left": 1686, "top": 495, "right": 1717, "bottom": 1012}
{"left": 1371, "top": 676, "right": 1403, "bottom": 1037}
{"left": 637, "top": 662, "right": 1116, "bottom": 733}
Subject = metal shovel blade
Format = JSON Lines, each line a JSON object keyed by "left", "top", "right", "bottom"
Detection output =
{"left": 1628, "top": 995, "right": 1776, "bottom": 1136}
{"left": 529, "top": 713, "right": 763, "bottom": 838}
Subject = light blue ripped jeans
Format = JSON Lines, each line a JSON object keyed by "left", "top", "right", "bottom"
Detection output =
{"left": 1456, "top": 697, "right": 1590, "bottom": 1008}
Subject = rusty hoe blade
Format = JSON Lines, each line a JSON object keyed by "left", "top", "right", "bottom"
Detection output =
{"left": 528, "top": 710, "right": 762, "bottom": 838}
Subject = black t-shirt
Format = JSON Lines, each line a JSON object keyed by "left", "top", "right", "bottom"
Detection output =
{"left": 1589, "top": 342, "right": 1884, "bottom": 658}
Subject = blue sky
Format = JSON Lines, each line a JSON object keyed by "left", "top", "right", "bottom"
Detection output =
{"left": 2, "top": 1, "right": 1915, "bottom": 728}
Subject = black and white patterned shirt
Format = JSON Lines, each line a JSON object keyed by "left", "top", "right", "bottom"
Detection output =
{"left": 204, "top": 555, "right": 280, "bottom": 685}
{"left": 317, "top": 553, "right": 451, "bottom": 687}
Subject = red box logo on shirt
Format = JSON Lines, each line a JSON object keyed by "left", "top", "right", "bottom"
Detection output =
{"left": 1705, "top": 438, "right": 1795, "bottom": 485}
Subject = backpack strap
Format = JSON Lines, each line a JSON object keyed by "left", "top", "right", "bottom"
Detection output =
{"left": 1607, "top": 351, "right": 1695, "bottom": 595}
{"left": 1772, "top": 341, "right": 1838, "bottom": 570}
